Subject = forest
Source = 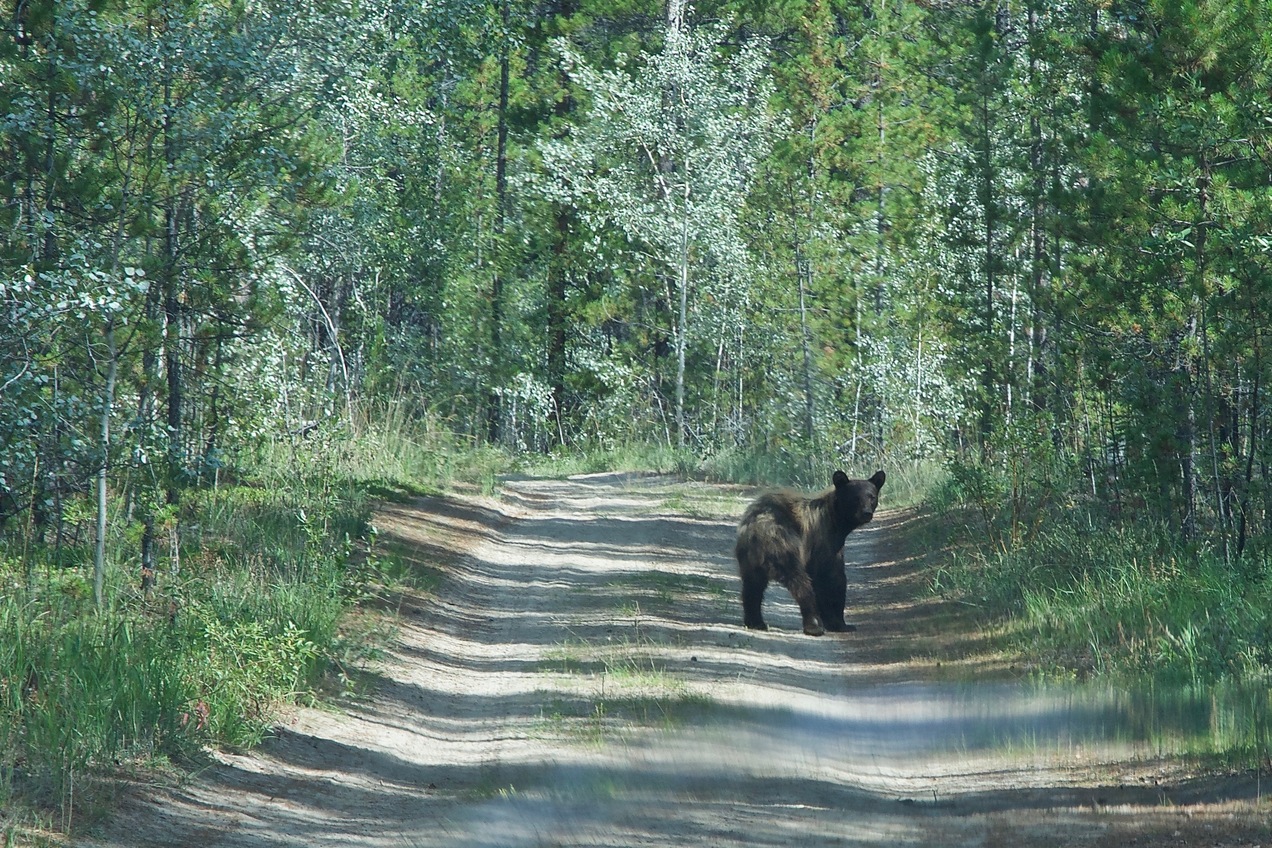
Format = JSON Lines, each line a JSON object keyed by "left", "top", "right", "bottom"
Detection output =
{"left": 3, "top": 0, "right": 1272, "bottom": 833}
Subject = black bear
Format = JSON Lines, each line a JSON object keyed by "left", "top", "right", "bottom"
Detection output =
{"left": 735, "top": 470, "right": 885, "bottom": 636}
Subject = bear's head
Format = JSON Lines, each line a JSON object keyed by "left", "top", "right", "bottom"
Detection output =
{"left": 831, "top": 469, "right": 886, "bottom": 529}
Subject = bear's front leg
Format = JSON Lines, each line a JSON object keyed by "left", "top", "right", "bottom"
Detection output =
{"left": 813, "top": 557, "right": 854, "bottom": 632}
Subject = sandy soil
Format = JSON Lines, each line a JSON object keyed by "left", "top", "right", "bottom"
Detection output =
{"left": 77, "top": 473, "right": 1272, "bottom": 847}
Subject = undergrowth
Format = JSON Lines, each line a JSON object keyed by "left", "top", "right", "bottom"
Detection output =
{"left": 930, "top": 514, "right": 1272, "bottom": 684}
{"left": 699, "top": 446, "right": 939, "bottom": 507}
{"left": 924, "top": 444, "right": 1272, "bottom": 762}
{"left": 0, "top": 402, "right": 965, "bottom": 839}
{"left": 0, "top": 452, "right": 388, "bottom": 836}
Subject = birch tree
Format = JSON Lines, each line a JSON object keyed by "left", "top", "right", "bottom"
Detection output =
{"left": 539, "top": 0, "right": 776, "bottom": 447}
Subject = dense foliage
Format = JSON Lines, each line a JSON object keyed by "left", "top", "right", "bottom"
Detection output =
{"left": 4, "top": 0, "right": 1272, "bottom": 822}
{"left": 0, "top": 457, "right": 380, "bottom": 823}
{"left": 6, "top": 0, "right": 1272, "bottom": 561}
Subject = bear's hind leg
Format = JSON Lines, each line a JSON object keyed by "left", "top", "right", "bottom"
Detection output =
{"left": 779, "top": 569, "right": 825, "bottom": 637}
{"left": 741, "top": 572, "right": 769, "bottom": 630}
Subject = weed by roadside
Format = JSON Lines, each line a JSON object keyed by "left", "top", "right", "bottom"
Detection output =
{"left": 698, "top": 447, "right": 940, "bottom": 508}
{"left": 538, "top": 618, "right": 712, "bottom": 747}
{"left": 922, "top": 456, "right": 1272, "bottom": 766}
{"left": 0, "top": 465, "right": 385, "bottom": 838}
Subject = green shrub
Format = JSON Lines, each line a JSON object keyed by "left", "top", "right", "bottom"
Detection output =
{"left": 700, "top": 445, "right": 940, "bottom": 506}
{"left": 0, "top": 462, "right": 373, "bottom": 818}
{"left": 929, "top": 459, "right": 1272, "bottom": 686}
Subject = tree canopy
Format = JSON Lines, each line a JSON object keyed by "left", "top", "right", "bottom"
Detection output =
{"left": 5, "top": 0, "right": 1272, "bottom": 579}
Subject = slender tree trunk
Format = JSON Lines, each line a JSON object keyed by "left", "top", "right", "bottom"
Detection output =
{"left": 784, "top": 120, "right": 820, "bottom": 451}
{"left": 1238, "top": 331, "right": 1261, "bottom": 556}
{"left": 487, "top": 0, "right": 511, "bottom": 445}
{"left": 1194, "top": 156, "right": 1232, "bottom": 555}
{"left": 979, "top": 83, "right": 997, "bottom": 458}
{"left": 94, "top": 322, "right": 118, "bottom": 609}
{"left": 913, "top": 326, "right": 924, "bottom": 436}
{"left": 204, "top": 334, "right": 226, "bottom": 489}
{"left": 138, "top": 257, "right": 159, "bottom": 591}
{"left": 1181, "top": 391, "right": 1198, "bottom": 542}
{"left": 1027, "top": 1, "right": 1049, "bottom": 415}
{"left": 162, "top": 40, "right": 184, "bottom": 511}
{"left": 1006, "top": 275, "right": 1019, "bottom": 422}
{"left": 548, "top": 211, "right": 570, "bottom": 446}
{"left": 546, "top": 11, "right": 576, "bottom": 443}
{"left": 736, "top": 322, "right": 745, "bottom": 443}
{"left": 874, "top": 74, "right": 887, "bottom": 323}
{"left": 41, "top": 7, "right": 59, "bottom": 264}
{"left": 870, "top": 64, "right": 889, "bottom": 452}
{"left": 320, "top": 277, "right": 348, "bottom": 414}
{"left": 164, "top": 270, "right": 182, "bottom": 507}
{"left": 1176, "top": 315, "right": 1199, "bottom": 542}
{"left": 796, "top": 244, "right": 816, "bottom": 448}
{"left": 675, "top": 223, "right": 689, "bottom": 448}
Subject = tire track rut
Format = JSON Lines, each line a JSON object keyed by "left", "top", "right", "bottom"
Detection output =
{"left": 77, "top": 474, "right": 1271, "bottom": 847}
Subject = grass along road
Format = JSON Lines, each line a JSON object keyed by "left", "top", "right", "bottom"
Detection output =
{"left": 78, "top": 473, "right": 1270, "bottom": 847}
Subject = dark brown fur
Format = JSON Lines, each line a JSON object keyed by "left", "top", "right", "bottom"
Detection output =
{"left": 735, "top": 470, "right": 885, "bottom": 636}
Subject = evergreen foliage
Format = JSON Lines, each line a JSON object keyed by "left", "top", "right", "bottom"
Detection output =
{"left": 5, "top": 0, "right": 1272, "bottom": 821}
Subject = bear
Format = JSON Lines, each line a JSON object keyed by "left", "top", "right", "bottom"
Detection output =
{"left": 734, "top": 469, "right": 885, "bottom": 636}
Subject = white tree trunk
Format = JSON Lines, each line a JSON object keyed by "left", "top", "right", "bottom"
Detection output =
{"left": 94, "top": 321, "right": 117, "bottom": 609}
{"left": 675, "top": 224, "right": 690, "bottom": 448}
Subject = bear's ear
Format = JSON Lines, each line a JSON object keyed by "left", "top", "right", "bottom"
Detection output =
{"left": 832, "top": 470, "right": 849, "bottom": 489}
{"left": 869, "top": 470, "right": 886, "bottom": 490}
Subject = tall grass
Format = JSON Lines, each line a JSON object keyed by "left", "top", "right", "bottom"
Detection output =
{"left": 323, "top": 401, "right": 509, "bottom": 495}
{"left": 0, "top": 457, "right": 373, "bottom": 832}
{"left": 519, "top": 441, "right": 696, "bottom": 479}
{"left": 923, "top": 452, "right": 1272, "bottom": 765}
{"left": 700, "top": 446, "right": 941, "bottom": 507}
{"left": 927, "top": 466, "right": 1272, "bottom": 687}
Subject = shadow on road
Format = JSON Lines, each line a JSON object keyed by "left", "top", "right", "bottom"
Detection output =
{"left": 76, "top": 475, "right": 1272, "bottom": 848}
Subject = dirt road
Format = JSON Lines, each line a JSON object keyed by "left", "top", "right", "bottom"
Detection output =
{"left": 80, "top": 474, "right": 1270, "bottom": 847}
